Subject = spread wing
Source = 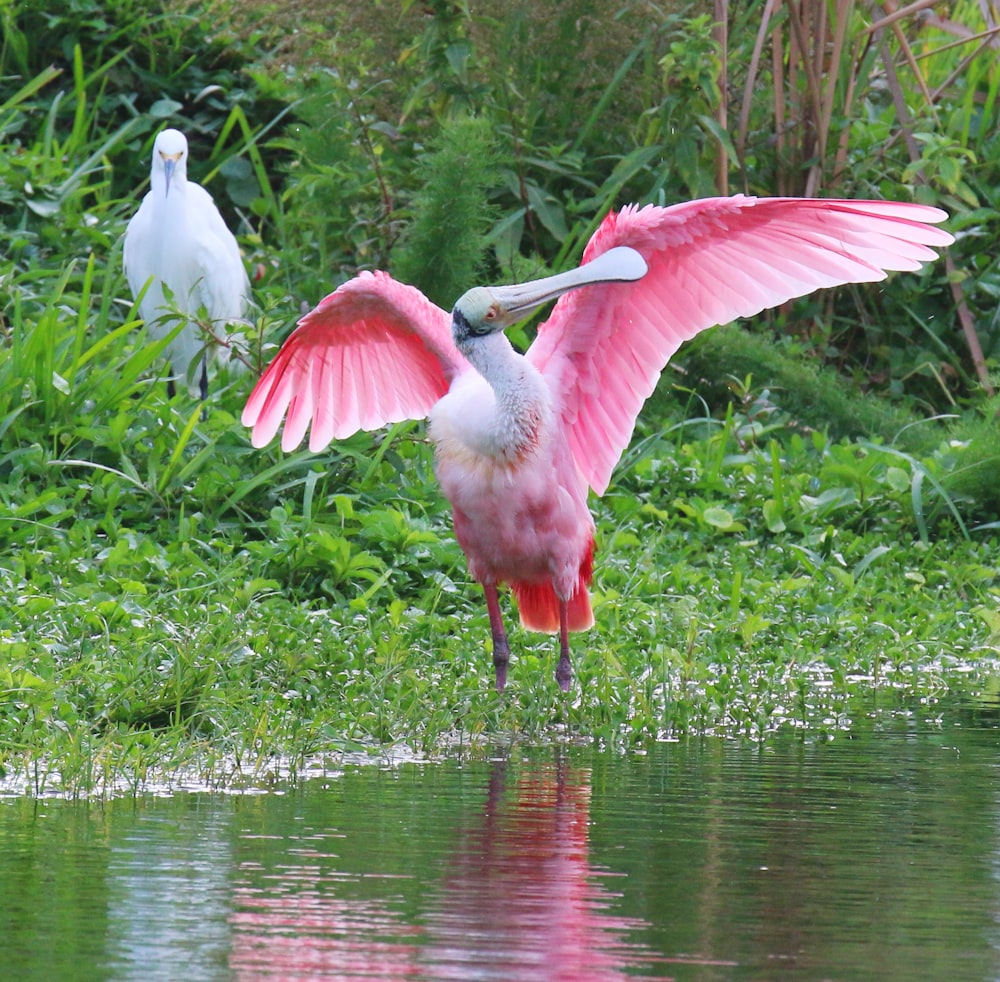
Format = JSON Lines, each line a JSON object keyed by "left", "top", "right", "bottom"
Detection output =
{"left": 242, "top": 271, "right": 468, "bottom": 452}
{"left": 527, "top": 195, "right": 953, "bottom": 496}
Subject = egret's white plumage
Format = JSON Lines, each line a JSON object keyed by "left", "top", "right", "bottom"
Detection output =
{"left": 124, "top": 128, "right": 250, "bottom": 397}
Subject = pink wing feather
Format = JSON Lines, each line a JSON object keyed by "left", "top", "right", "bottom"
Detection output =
{"left": 242, "top": 270, "right": 468, "bottom": 452}
{"left": 527, "top": 195, "right": 953, "bottom": 496}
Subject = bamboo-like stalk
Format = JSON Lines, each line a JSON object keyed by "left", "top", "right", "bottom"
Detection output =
{"left": 875, "top": 13, "right": 994, "bottom": 396}
{"left": 772, "top": 16, "right": 788, "bottom": 194}
{"left": 728, "top": 1, "right": 991, "bottom": 393}
{"left": 832, "top": 21, "right": 873, "bottom": 187}
{"left": 929, "top": 29, "right": 1000, "bottom": 102}
{"left": 945, "top": 253, "right": 995, "bottom": 397}
{"left": 888, "top": 17, "right": 940, "bottom": 124}
{"left": 736, "top": 0, "right": 780, "bottom": 166}
{"left": 865, "top": 0, "right": 942, "bottom": 34}
{"left": 714, "top": 0, "right": 729, "bottom": 195}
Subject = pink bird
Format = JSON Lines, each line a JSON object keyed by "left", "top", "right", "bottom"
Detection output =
{"left": 242, "top": 195, "right": 952, "bottom": 691}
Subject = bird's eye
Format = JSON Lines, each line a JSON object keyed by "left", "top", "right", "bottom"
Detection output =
{"left": 486, "top": 308, "right": 497, "bottom": 320}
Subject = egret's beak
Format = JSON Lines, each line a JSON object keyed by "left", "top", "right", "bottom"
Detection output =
{"left": 161, "top": 153, "right": 181, "bottom": 196}
{"left": 489, "top": 246, "right": 648, "bottom": 320}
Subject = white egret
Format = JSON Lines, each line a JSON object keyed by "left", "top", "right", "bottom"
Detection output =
{"left": 124, "top": 128, "right": 250, "bottom": 398}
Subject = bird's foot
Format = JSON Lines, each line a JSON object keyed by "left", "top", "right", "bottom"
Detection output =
{"left": 483, "top": 583, "right": 511, "bottom": 691}
{"left": 555, "top": 600, "right": 573, "bottom": 691}
{"left": 555, "top": 653, "right": 572, "bottom": 692}
{"left": 493, "top": 640, "right": 510, "bottom": 692}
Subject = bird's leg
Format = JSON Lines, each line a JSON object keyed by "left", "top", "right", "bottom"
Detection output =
{"left": 555, "top": 600, "right": 572, "bottom": 692}
{"left": 483, "top": 583, "right": 510, "bottom": 692}
{"left": 198, "top": 356, "right": 209, "bottom": 402}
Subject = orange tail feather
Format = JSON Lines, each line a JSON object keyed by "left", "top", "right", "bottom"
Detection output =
{"left": 511, "top": 540, "right": 595, "bottom": 634}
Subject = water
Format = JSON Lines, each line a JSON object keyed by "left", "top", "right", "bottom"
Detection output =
{"left": 3, "top": 710, "right": 1000, "bottom": 981}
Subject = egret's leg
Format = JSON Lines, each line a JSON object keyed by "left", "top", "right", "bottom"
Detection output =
{"left": 483, "top": 584, "right": 510, "bottom": 692}
{"left": 198, "top": 357, "right": 209, "bottom": 401}
{"left": 166, "top": 375, "right": 177, "bottom": 400}
{"left": 555, "top": 600, "right": 572, "bottom": 691}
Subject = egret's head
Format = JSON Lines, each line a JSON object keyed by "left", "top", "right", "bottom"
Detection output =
{"left": 450, "top": 246, "right": 649, "bottom": 348}
{"left": 152, "top": 128, "right": 189, "bottom": 196}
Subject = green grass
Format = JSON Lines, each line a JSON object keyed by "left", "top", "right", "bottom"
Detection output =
{"left": 2, "top": 377, "right": 997, "bottom": 795}
{"left": 1, "top": 0, "right": 998, "bottom": 796}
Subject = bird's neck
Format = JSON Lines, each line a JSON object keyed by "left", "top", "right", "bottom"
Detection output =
{"left": 457, "top": 332, "right": 550, "bottom": 459}
{"left": 153, "top": 173, "right": 187, "bottom": 199}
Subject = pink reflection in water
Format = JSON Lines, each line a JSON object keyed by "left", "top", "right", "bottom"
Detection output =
{"left": 230, "top": 866, "right": 422, "bottom": 980}
{"left": 424, "top": 759, "right": 668, "bottom": 981}
{"left": 228, "top": 761, "right": 678, "bottom": 980}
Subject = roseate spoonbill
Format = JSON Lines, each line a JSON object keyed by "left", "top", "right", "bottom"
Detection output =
{"left": 124, "top": 128, "right": 250, "bottom": 399}
{"left": 243, "top": 195, "right": 952, "bottom": 691}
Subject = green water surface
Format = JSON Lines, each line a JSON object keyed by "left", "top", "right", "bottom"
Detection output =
{"left": 3, "top": 709, "right": 999, "bottom": 980}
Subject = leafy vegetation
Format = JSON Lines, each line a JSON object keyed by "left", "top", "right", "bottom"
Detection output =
{"left": 0, "top": 0, "right": 997, "bottom": 795}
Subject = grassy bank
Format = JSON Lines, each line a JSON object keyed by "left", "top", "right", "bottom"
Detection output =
{"left": 1, "top": 1, "right": 998, "bottom": 795}
{"left": 3, "top": 380, "right": 997, "bottom": 795}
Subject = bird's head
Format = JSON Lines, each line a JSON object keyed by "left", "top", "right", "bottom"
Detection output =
{"left": 451, "top": 246, "right": 648, "bottom": 346}
{"left": 153, "top": 128, "right": 189, "bottom": 197}
{"left": 451, "top": 287, "right": 511, "bottom": 342}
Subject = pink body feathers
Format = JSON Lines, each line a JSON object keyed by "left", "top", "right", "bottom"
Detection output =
{"left": 429, "top": 367, "right": 597, "bottom": 635}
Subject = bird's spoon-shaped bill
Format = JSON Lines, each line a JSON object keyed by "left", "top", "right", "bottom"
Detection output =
{"left": 487, "top": 246, "right": 648, "bottom": 319}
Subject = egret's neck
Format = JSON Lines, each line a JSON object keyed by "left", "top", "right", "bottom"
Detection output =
{"left": 456, "top": 331, "right": 550, "bottom": 458}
